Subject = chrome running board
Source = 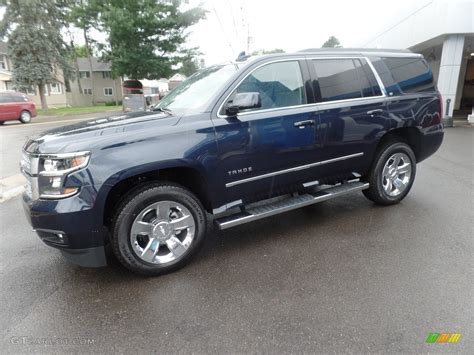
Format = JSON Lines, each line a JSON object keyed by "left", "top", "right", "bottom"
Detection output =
{"left": 215, "top": 181, "right": 369, "bottom": 230}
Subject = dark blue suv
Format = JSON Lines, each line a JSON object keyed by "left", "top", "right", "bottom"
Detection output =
{"left": 22, "top": 49, "right": 444, "bottom": 275}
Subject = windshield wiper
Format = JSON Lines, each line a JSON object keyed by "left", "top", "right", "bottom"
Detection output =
{"left": 152, "top": 106, "right": 173, "bottom": 115}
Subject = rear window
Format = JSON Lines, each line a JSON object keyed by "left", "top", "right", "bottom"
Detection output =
{"left": 381, "top": 57, "right": 435, "bottom": 94}
{"left": 312, "top": 58, "right": 381, "bottom": 102}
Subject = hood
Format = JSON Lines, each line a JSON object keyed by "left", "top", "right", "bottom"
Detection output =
{"left": 24, "top": 111, "right": 180, "bottom": 154}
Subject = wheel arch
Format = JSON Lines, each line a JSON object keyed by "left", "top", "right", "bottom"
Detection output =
{"left": 373, "top": 127, "right": 422, "bottom": 162}
{"left": 100, "top": 163, "right": 212, "bottom": 228}
{"left": 19, "top": 109, "right": 32, "bottom": 119}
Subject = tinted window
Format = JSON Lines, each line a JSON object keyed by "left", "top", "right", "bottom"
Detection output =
{"left": 354, "top": 59, "right": 382, "bottom": 97}
{"left": 312, "top": 59, "right": 382, "bottom": 102}
{"left": 368, "top": 57, "right": 399, "bottom": 95}
{"left": 313, "top": 59, "right": 361, "bottom": 101}
{"left": 231, "top": 61, "right": 306, "bottom": 111}
{"left": 382, "top": 57, "right": 435, "bottom": 93}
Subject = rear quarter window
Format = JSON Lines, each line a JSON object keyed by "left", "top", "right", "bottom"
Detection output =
{"left": 381, "top": 57, "right": 435, "bottom": 94}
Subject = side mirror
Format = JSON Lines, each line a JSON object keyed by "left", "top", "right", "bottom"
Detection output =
{"left": 225, "top": 92, "right": 261, "bottom": 115}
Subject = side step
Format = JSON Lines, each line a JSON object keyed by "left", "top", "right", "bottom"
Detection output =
{"left": 215, "top": 181, "right": 369, "bottom": 230}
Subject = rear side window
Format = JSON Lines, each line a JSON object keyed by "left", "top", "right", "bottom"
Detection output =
{"left": 0, "top": 94, "right": 13, "bottom": 103}
{"left": 354, "top": 59, "right": 382, "bottom": 97}
{"left": 381, "top": 57, "right": 435, "bottom": 93}
{"left": 10, "top": 94, "right": 28, "bottom": 102}
{"left": 312, "top": 58, "right": 381, "bottom": 102}
{"left": 232, "top": 60, "right": 307, "bottom": 111}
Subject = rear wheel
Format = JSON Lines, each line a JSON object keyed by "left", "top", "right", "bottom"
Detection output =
{"left": 19, "top": 110, "right": 31, "bottom": 123}
{"left": 111, "top": 182, "right": 207, "bottom": 276}
{"left": 363, "top": 142, "right": 416, "bottom": 205}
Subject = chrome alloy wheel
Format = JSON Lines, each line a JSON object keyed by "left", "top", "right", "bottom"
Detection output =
{"left": 381, "top": 152, "right": 412, "bottom": 197}
{"left": 130, "top": 201, "right": 196, "bottom": 264}
{"left": 20, "top": 111, "right": 31, "bottom": 123}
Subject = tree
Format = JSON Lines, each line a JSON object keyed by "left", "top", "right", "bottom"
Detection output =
{"left": 73, "top": 45, "right": 89, "bottom": 58}
{"left": 179, "top": 55, "right": 200, "bottom": 76}
{"left": 98, "top": 0, "right": 206, "bottom": 79}
{"left": 69, "top": 0, "right": 101, "bottom": 105}
{"left": 322, "top": 36, "right": 342, "bottom": 48}
{"left": 0, "top": 0, "right": 73, "bottom": 109}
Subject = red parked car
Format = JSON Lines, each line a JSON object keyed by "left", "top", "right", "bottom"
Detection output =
{"left": 0, "top": 92, "right": 37, "bottom": 124}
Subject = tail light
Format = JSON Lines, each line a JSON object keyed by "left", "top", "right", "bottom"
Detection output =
{"left": 437, "top": 92, "right": 443, "bottom": 124}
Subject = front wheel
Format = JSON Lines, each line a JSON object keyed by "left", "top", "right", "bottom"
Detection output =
{"left": 363, "top": 142, "right": 416, "bottom": 205}
{"left": 111, "top": 183, "right": 207, "bottom": 276}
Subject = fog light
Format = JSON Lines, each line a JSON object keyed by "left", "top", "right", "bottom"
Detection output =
{"left": 36, "top": 230, "right": 69, "bottom": 246}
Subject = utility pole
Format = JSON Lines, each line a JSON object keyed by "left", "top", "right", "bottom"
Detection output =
{"left": 246, "top": 24, "right": 254, "bottom": 54}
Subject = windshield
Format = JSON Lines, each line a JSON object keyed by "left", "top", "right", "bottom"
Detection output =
{"left": 157, "top": 64, "right": 237, "bottom": 114}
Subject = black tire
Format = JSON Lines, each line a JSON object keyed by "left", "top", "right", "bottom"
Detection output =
{"left": 0, "top": 121, "right": 4, "bottom": 125}
{"left": 111, "top": 182, "right": 207, "bottom": 276}
{"left": 19, "top": 110, "right": 32, "bottom": 123}
{"left": 363, "top": 141, "right": 416, "bottom": 205}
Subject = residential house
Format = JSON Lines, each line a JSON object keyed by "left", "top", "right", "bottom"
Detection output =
{"left": 69, "top": 57, "right": 123, "bottom": 106}
{"left": 0, "top": 42, "right": 68, "bottom": 107}
{"left": 1, "top": 42, "right": 123, "bottom": 108}
{"left": 168, "top": 73, "right": 186, "bottom": 91}
{"left": 0, "top": 42, "right": 14, "bottom": 91}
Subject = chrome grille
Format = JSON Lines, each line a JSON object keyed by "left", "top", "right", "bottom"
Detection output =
{"left": 20, "top": 151, "right": 39, "bottom": 200}
{"left": 20, "top": 151, "right": 31, "bottom": 175}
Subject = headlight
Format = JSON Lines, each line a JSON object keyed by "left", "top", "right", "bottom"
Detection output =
{"left": 37, "top": 151, "right": 90, "bottom": 199}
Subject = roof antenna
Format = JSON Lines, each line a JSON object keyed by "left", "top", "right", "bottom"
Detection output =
{"left": 236, "top": 51, "right": 250, "bottom": 62}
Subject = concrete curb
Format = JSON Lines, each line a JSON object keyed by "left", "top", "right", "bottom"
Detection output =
{"left": 0, "top": 185, "right": 25, "bottom": 203}
{"left": 0, "top": 174, "right": 27, "bottom": 203}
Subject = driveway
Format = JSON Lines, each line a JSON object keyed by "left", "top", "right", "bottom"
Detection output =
{"left": 0, "top": 123, "right": 472, "bottom": 353}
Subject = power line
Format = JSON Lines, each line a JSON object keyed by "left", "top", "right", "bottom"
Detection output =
{"left": 211, "top": 1, "right": 235, "bottom": 57}
{"left": 226, "top": 0, "right": 239, "bottom": 38}
{"left": 362, "top": 0, "right": 434, "bottom": 47}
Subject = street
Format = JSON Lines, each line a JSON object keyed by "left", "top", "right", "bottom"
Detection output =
{"left": 0, "top": 113, "right": 117, "bottom": 179}
{"left": 0, "top": 120, "right": 473, "bottom": 353}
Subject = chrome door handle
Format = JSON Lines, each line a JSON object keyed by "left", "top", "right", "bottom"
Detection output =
{"left": 367, "top": 109, "right": 383, "bottom": 116}
{"left": 294, "top": 119, "right": 315, "bottom": 129}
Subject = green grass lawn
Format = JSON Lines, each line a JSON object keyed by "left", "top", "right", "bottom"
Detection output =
{"left": 37, "top": 105, "right": 122, "bottom": 117}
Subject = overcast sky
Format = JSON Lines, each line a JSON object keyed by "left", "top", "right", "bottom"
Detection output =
{"left": 0, "top": 0, "right": 449, "bottom": 66}
{"left": 186, "top": 0, "right": 437, "bottom": 65}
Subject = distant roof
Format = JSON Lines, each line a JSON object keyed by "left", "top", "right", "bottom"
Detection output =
{"left": 76, "top": 57, "right": 112, "bottom": 71}
{"left": 169, "top": 73, "right": 186, "bottom": 81}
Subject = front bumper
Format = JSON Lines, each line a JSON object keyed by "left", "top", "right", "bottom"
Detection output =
{"left": 22, "top": 185, "right": 108, "bottom": 267}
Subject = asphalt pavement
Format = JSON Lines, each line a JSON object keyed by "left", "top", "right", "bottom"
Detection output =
{"left": 0, "top": 121, "right": 472, "bottom": 353}
{"left": 0, "top": 112, "right": 119, "bottom": 179}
